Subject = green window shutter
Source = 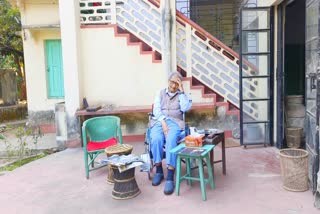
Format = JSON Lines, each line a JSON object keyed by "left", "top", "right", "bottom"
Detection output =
{"left": 45, "top": 40, "right": 64, "bottom": 98}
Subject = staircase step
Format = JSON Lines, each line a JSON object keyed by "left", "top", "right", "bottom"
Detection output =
{"left": 129, "top": 34, "right": 141, "bottom": 43}
{"left": 182, "top": 78, "right": 215, "bottom": 104}
{"left": 154, "top": 51, "right": 162, "bottom": 61}
{"left": 112, "top": 25, "right": 162, "bottom": 64}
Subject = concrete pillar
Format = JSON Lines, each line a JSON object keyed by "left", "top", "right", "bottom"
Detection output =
{"left": 161, "top": 0, "right": 177, "bottom": 78}
{"left": 58, "top": 0, "right": 82, "bottom": 143}
{"left": 170, "top": 1, "right": 177, "bottom": 73}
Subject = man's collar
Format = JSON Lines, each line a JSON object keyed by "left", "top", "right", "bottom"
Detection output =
{"left": 165, "top": 88, "right": 181, "bottom": 94}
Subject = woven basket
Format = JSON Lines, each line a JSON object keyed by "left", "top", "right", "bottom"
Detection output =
{"left": 105, "top": 144, "right": 140, "bottom": 200}
{"left": 285, "top": 127, "right": 302, "bottom": 148}
{"left": 105, "top": 144, "right": 133, "bottom": 184}
{"left": 105, "top": 144, "right": 133, "bottom": 156}
{"left": 279, "top": 148, "right": 309, "bottom": 192}
{"left": 112, "top": 167, "right": 141, "bottom": 200}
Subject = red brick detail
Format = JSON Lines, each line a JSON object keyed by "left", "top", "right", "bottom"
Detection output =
{"left": 181, "top": 76, "right": 240, "bottom": 118}
{"left": 40, "top": 124, "right": 56, "bottom": 134}
{"left": 112, "top": 25, "right": 162, "bottom": 64}
{"left": 123, "top": 135, "right": 145, "bottom": 143}
{"left": 224, "top": 130, "right": 232, "bottom": 138}
{"left": 66, "top": 139, "right": 82, "bottom": 148}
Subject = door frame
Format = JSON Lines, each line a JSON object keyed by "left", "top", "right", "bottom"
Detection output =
{"left": 239, "top": 6, "right": 274, "bottom": 147}
{"left": 276, "top": 3, "right": 285, "bottom": 149}
{"left": 44, "top": 39, "right": 64, "bottom": 98}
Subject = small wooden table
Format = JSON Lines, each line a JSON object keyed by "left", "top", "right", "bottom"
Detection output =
{"left": 203, "top": 132, "right": 226, "bottom": 175}
{"left": 171, "top": 143, "right": 215, "bottom": 201}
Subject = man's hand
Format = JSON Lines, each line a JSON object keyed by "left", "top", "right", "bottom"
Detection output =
{"left": 161, "top": 120, "right": 169, "bottom": 137}
{"left": 176, "top": 77, "right": 184, "bottom": 92}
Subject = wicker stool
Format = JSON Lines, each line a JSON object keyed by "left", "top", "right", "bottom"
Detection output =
{"left": 105, "top": 144, "right": 133, "bottom": 184}
{"left": 105, "top": 144, "right": 141, "bottom": 200}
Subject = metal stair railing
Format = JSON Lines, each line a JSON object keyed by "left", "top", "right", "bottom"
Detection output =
{"left": 175, "top": 11, "right": 259, "bottom": 120}
{"left": 80, "top": 0, "right": 162, "bottom": 52}
{"left": 79, "top": 0, "right": 259, "bottom": 120}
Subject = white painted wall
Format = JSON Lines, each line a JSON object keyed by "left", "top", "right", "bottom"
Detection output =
{"left": 17, "top": 0, "right": 63, "bottom": 112}
{"left": 24, "top": 26, "right": 166, "bottom": 111}
{"left": 257, "top": 0, "right": 285, "bottom": 7}
{"left": 23, "top": 29, "right": 64, "bottom": 111}
{"left": 20, "top": 0, "right": 166, "bottom": 113}
{"left": 20, "top": 1, "right": 60, "bottom": 26}
{"left": 80, "top": 27, "right": 166, "bottom": 107}
{"left": 244, "top": 0, "right": 284, "bottom": 7}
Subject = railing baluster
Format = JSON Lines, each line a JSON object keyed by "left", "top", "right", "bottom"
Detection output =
{"left": 110, "top": 0, "right": 117, "bottom": 24}
{"left": 185, "top": 23, "right": 192, "bottom": 77}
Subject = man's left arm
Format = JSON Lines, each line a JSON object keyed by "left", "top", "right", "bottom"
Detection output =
{"left": 179, "top": 92, "right": 192, "bottom": 112}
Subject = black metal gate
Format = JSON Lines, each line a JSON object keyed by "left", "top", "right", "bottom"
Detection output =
{"left": 305, "top": 0, "right": 320, "bottom": 193}
{"left": 239, "top": 7, "right": 273, "bottom": 147}
{"left": 176, "top": 0, "right": 244, "bottom": 52}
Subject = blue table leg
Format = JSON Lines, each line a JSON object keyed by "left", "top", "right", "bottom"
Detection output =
{"left": 205, "top": 155, "right": 215, "bottom": 189}
{"left": 175, "top": 156, "right": 182, "bottom": 196}
{"left": 198, "top": 158, "right": 206, "bottom": 201}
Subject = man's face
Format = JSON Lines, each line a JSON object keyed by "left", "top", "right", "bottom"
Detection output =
{"left": 168, "top": 76, "right": 180, "bottom": 93}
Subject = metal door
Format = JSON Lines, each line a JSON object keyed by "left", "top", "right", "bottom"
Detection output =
{"left": 239, "top": 7, "right": 273, "bottom": 147}
{"left": 305, "top": 0, "right": 320, "bottom": 193}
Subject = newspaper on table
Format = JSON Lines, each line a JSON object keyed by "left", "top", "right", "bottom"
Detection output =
{"left": 139, "top": 152, "right": 152, "bottom": 172}
{"left": 100, "top": 154, "right": 145, "bottom": 173}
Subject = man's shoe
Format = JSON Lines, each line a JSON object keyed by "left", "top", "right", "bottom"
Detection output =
{"left": 164, "top": 180, "right": 175, "bottom": 195}
{"left": 152, "top": 173, "right": 164, "bottom": 186}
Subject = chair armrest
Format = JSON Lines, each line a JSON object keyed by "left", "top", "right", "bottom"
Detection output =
{"left": 117, "top": 126, "right": 123, "bottom": 144}
{"left": 148, "top": 112, "right": 154, "bottom": 121}
{"left": 82, "top": 125, "right": 88, "bottom": 147}
{"left": 185, "top": 123, "right": 190, "bottom": 136}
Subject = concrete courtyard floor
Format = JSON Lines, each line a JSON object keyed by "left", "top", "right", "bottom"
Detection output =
{"left": 0, "top": 137, "right": 319, "bottom": 214}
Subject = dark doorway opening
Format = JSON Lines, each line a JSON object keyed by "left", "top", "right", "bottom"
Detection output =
{"left": 284, "top": 0, "right": 306, "bottom": 97}
{"left": 282, "top": 0, "right": 306, "bottom": 149}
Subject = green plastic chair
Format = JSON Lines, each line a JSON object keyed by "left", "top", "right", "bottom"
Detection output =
{"left": 82, "top": 116, "right": 123, "bottom": 179}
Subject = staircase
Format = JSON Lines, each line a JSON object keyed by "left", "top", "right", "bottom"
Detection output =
{"left": 79, "top": 0, "right": 260, "bottom": 119}
{"left": 111, "top": 24, "right": 239, "bottom": 115}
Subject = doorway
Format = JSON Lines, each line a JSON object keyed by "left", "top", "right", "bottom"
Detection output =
{"left": 278, "top": 0, "right": 306, "bottom": 149}
{"left": 284, "top": 0, "right": 305, "bottom": 97}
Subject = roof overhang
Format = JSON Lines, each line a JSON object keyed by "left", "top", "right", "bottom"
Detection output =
{"left": 22, "top": 24, "right": 60, "bottom": 30}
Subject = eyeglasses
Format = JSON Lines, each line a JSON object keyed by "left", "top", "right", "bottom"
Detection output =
{"left": 169, "top": 80, "right": 179, "bottom": 86}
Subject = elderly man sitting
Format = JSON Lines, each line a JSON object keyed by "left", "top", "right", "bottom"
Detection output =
{"left": 148, "top": 71, "right": 192, "bottom": 195}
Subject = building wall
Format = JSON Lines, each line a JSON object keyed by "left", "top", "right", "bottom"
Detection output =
{"left": 80, "top": 27, "right": 165, "bottom": 107}
{"left": 23, "top": 29, "right": 63, "bottom": 112}
{"left": 16, "top": 1, "right": 62, "bottom": 113}
{"left": 21, "top": 0, "right": 59, "bottom": 26}
{"left": 19, "top": 0, "right": 238, "bottom": 137}
{"left": 24, "top": 28, "right": 166, "bottom": 110}
{"left": 260, "top": 0, "right": 285, "bottom": 7}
